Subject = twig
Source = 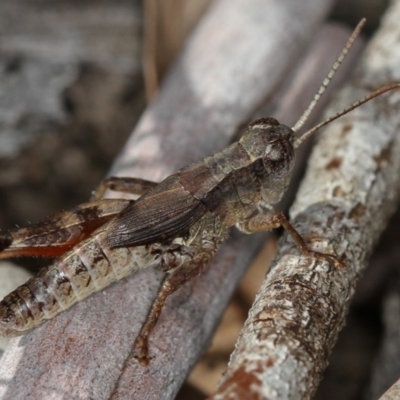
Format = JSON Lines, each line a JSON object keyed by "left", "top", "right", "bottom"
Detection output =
{"left": 211, "top": 1, "right": 400, "bottom": 399}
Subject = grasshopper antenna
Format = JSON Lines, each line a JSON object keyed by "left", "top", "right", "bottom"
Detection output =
{"left": 293, "top": 83, "right": 400, "bottom": 148}
{"left": 292, "top": 18, "right": 366, "bottom": 134}
{"left": 292, "top": 18, "right": 400, "bottom": 148}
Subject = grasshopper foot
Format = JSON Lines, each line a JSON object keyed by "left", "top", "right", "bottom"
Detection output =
{"left": 133, "top": 333, "right": 151, "bottom": 366}
{"left": 302, "top": 248, "right": 345, "bottom": 269}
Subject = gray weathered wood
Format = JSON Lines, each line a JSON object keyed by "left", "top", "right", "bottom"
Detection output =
{"left": 0, "top": 0, "right": 141, "bottom": 157}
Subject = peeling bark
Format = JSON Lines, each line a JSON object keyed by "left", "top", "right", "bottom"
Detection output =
{"left": 211, "top": 1, "right": 400, "bottom": 399}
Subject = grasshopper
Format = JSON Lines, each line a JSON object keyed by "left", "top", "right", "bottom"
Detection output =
{"left": 0, "top": 19, "right": 398, "bottom": 365}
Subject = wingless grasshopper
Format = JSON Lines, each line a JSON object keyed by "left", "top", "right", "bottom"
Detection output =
{"left": 0, "top": 20, "right": 398, "bottom": 365}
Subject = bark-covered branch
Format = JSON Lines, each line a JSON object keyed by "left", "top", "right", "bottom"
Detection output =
{"left": 211, "top": 1, "right": 400, "bottom": 399}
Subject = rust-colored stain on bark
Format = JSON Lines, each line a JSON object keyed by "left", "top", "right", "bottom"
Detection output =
{"left": 341, "top": 122, "right": 353, "bottom": 135}
{"left": 349, "top": 202, "right": 366, "bottom": 223}
{"left": 325, "top": 156, "right": 343, "bottom": 170}
{"left": 373, "top": 141, "right": 393, "bottom": 168}
{"left": 215, "top": 365, "right": 264, "bottom": 400}
{"left": 266, "top": 357, "right": 274, "bottom": 367}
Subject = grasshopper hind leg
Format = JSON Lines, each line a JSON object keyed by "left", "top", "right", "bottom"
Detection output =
{"left": 0, "top": 177, "right": 158, "bottom": 260}
{"left": 132, "top": 214, "right": 226, "bottom": 365}
{"left": 0, "top": 199, "right": 132, "bottom": 259}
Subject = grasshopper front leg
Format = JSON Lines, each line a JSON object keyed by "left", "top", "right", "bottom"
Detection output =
{"left": 237, "top": 211, "right": 344, "bottom": 268}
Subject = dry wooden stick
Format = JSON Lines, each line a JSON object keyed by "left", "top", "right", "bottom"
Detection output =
{"left": 0, "top": 0, "right": 338, "bottom": 399}
{"left": 211, "top": 1, "right": 400, "bottom": 399}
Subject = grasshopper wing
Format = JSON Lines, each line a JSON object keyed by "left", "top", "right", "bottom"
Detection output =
{"left": 106, "top": 174, "right": 207, "bottom": 248}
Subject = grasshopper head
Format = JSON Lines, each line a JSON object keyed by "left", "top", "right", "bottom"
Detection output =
{"left": 240, "top": 118, "right": 296, "bottom": 205}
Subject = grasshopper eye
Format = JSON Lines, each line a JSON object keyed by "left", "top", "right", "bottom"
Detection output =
{"left": 265, "top": 142, "right": 283, "bottom": 160}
